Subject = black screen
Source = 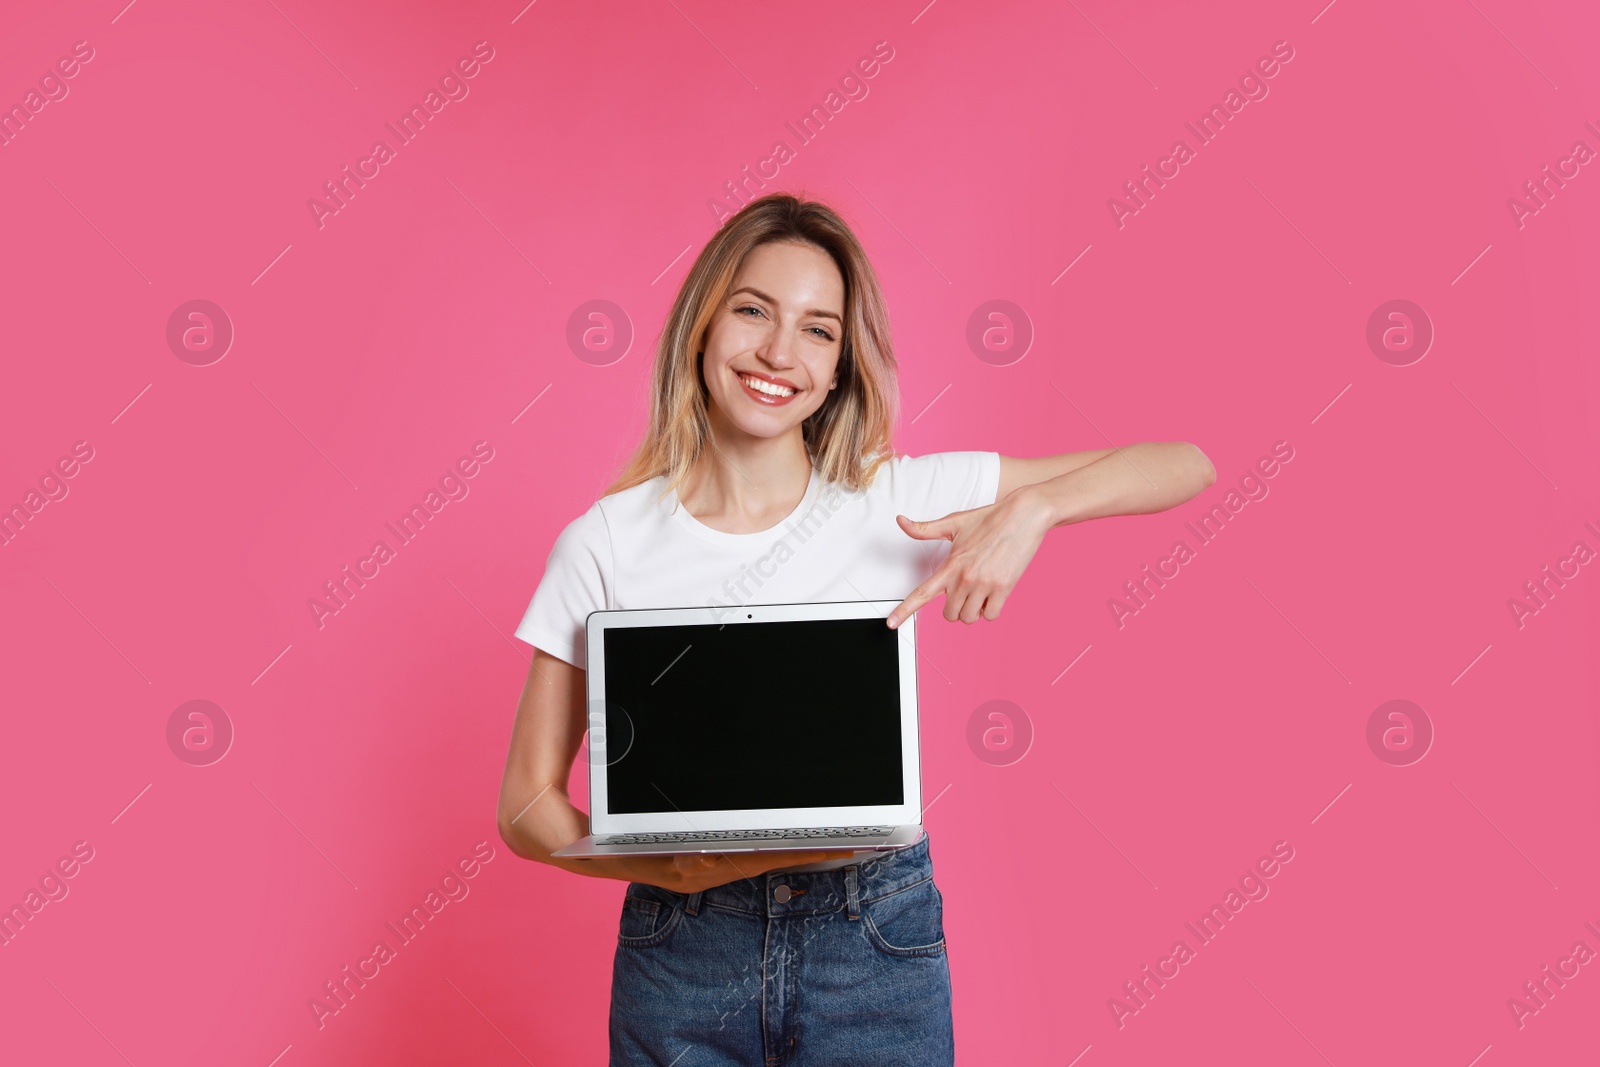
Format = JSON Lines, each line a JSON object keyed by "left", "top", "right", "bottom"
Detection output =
{"left": 601, "top": 617, "right": 905, "bottom": 814}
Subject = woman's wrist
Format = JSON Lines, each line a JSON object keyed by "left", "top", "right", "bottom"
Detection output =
{"left": 1009, "top": 481, "right": 1070, "bottom": 534}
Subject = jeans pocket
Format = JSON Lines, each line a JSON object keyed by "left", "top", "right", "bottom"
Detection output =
{"left": 863, "top": 876, "right": 946, "bottom": 958}
{"left": 618, "top": 887, "right": 684, "bottom": 949}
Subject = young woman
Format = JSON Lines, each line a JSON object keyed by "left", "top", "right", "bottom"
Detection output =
{"left": 498, "top": 192, "right": 1215, "bottom": 1066}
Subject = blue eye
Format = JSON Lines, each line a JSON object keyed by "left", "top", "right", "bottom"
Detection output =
{"left": 734, "top": 305, "right": 834, "bottom": 341}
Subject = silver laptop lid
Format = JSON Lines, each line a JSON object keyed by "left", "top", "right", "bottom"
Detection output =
{"left": 583, "top": 600, "right": 921, "bottom": 835}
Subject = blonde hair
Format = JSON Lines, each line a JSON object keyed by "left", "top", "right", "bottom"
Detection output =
{"left": 604, "top": 192, "right": 899, "bottom": 500}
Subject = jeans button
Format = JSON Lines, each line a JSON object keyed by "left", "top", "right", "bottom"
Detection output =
{"left": 773, "top": 883, "right": 792, "bottom": 903}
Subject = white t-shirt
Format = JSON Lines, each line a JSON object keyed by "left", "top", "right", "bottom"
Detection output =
{"left": 514, "top": 450, "right": 1002, "bottom": 874}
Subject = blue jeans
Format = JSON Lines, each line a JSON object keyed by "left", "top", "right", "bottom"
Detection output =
{"left": 610, "top": 833, "right": 954, "bottom": 1066}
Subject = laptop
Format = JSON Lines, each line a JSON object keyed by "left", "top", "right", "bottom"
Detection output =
{"left": 551, "top": 599, "right": 925, "bottom": 858}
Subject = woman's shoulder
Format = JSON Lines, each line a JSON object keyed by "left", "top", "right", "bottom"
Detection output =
{"left": 864, "top": 450, "right": 1001, "bottom": 513}
{"left": 546, "top": 478, "right": 662, "bottom": 565}
{"left": 557, "top": 474, "right": 673, "bottom": 540}
{"left": 861, "top": 450, "right": 956, "bottom": 486}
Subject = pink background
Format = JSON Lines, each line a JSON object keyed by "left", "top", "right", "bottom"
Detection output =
{"left": 2, "top": 0, "right": 1597, "bottom": 1063}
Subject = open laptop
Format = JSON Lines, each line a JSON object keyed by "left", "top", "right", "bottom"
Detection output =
{"left": 551, "top": 599, "right": 925, "bottom": 858}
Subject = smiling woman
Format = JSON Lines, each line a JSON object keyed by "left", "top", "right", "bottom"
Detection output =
{"left": 497, "top": 191, "right": 1212, "bottom": 1066}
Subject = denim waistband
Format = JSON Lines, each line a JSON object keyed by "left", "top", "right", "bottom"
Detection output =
{"left": 636, "top": 832, "right": 936, "bottom": 921}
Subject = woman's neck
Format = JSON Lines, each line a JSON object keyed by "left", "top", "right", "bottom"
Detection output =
{"left": 677, "top": 433, "right": 814, "bottom": 534}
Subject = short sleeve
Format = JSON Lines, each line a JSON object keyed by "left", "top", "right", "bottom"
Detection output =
{"left": 890, "top": 451, "right": 1001, "bottom": 518}
{"left": 513, "top": 503, "right": 613, "bottom": 669}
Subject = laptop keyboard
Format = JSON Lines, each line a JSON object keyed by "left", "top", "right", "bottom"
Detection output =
{"left": 597, "top": 827, "right": 895, "bottom": 845}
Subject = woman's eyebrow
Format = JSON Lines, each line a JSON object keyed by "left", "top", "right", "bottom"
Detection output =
{"left": 729, "top": 286, "right": 842, "bottom": 323}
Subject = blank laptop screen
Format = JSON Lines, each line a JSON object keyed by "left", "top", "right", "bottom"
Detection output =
{"left": 600, "top": 617, "right": 905, "bottom": 814}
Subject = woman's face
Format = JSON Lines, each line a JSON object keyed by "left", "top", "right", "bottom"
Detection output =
{"left": 700, "top": 240, "right": 845, "bottom": 443}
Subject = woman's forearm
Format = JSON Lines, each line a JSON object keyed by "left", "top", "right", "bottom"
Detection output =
{"left": 1018, "top": 441, "right": 1215, "bottom": 530}
{"left": 499, "top": 785, "right": 650, "bottom": 882}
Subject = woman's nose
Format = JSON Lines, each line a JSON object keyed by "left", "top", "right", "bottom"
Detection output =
{"left": 758, "top": 325, "right": 800, "bottom": 366}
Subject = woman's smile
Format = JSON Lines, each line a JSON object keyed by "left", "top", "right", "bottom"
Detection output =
{"left": 736, "top": 370, "right": 801, "bottom": 406}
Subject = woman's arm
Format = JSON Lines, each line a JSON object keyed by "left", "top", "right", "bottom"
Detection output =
{"left": 496, "top": 649, "right": 592, "bottom": 865}
{"left": 995, "top": 448, "right": 1119, "bottom": 502}
{"left": 1002, "top": 441, "right": 1216, "bottom": 528}
{"left": 496, "top": 649, "right": 850, "bottom": 889}
{"left": 886, "top": 441, "right": 1215, "bottom": 628}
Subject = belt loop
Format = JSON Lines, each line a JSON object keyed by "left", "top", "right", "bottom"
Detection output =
{"left": 845, "top": 867, "right": 860, "bottom": 921}
{"left": 685, "top": 891, "right": 703, "bottom": 917}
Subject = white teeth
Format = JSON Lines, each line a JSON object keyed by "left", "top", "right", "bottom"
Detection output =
{"left": 740, "top": 374, "right": 795, "bottom": 397}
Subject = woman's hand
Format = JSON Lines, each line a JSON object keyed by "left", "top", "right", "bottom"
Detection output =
{"left": 611, "top": 850, "right": 859, "bottom": 894}
{"left": 887, "top": 488, "right": 1054, "bottom": 628}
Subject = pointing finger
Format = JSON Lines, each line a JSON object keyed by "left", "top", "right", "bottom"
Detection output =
{"left": 888, "top": 568, "right": 948, "bottom": 630}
